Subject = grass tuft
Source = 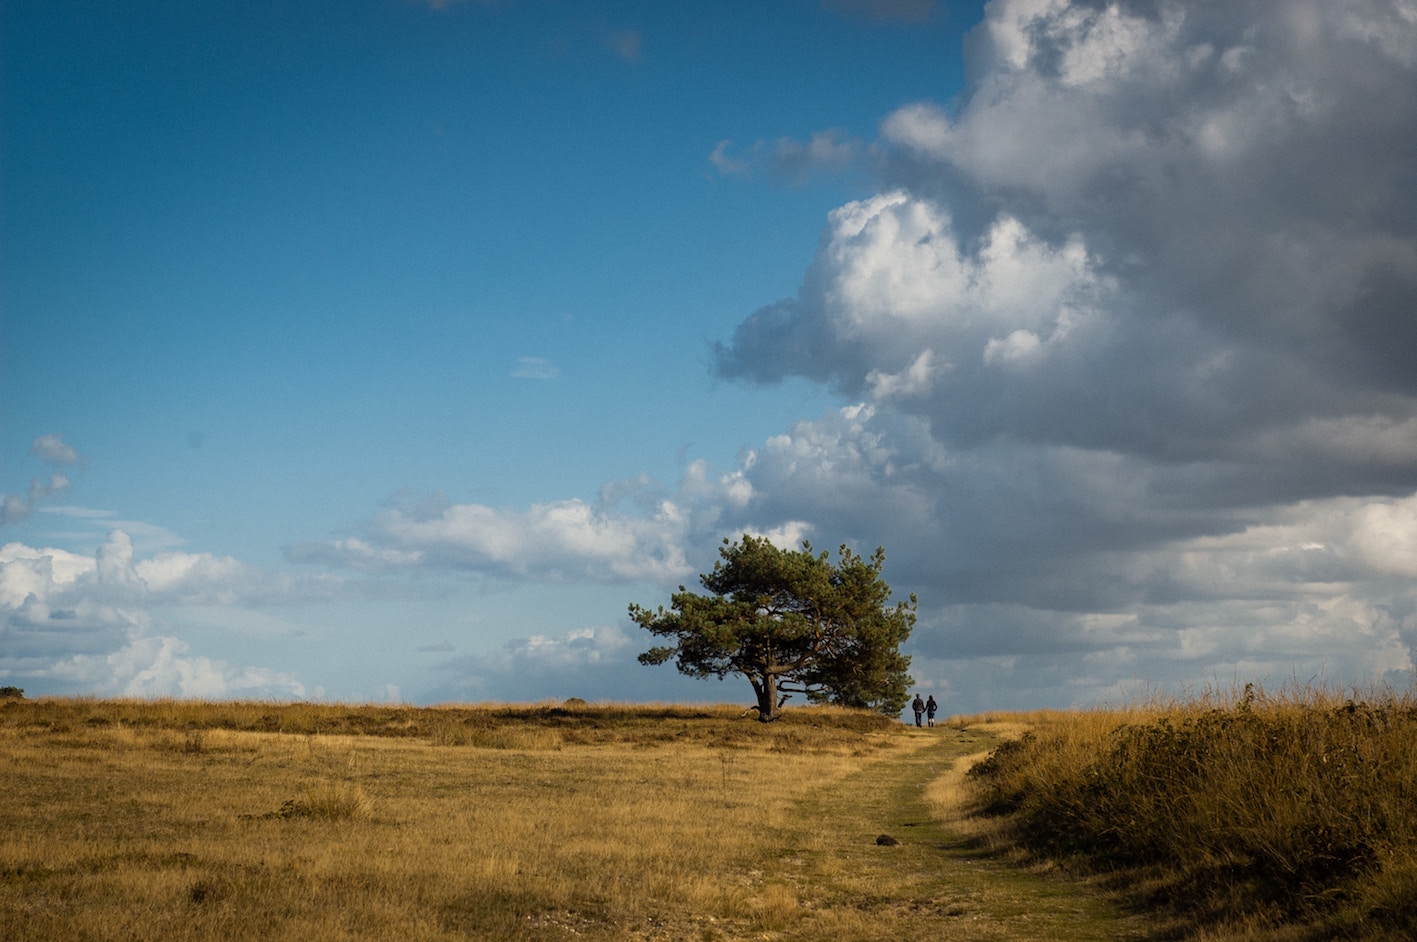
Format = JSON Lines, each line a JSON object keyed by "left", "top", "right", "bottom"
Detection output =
{"left": 293, "top": 781, "right": 375, "bottom": 821}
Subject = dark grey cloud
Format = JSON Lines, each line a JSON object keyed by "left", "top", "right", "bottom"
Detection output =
{"left": 721, "top": 1, "right": 1417, "bottom": 482}
{"left": 708, "top": 0, "right": 1417, "bottom": 707}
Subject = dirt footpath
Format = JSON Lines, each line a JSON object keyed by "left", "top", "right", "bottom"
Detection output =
{"left": 760, "top": 726, "right": 1156, "bottom": 942}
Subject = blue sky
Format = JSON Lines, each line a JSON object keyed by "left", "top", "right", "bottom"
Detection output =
{"left": 5, "top": 0, "right": 1417, "bottom": 712}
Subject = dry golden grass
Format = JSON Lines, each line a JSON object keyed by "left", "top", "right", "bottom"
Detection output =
{"left": 0, "top": 699, "right": 887, "bottom": 941}
{"left": 1, "top": 697, "right": 1150, "bottom": 941}
{"left": 961, "top": 683, "right": 1417, "bottom": 941}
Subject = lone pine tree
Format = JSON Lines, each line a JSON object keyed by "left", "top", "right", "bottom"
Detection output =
{"left": 631, "top": 535, "right": 915, "bottom": 722}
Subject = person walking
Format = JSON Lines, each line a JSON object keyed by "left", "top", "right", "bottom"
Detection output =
{"left": 925, "top": 695, "right": 937, "bottom": 728}
{"left": 911, "top": 694, "right": 925, "bottom": 727}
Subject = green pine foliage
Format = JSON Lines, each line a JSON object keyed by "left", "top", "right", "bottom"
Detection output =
{"left": 632, "top": 535, "right": 915, "bottom": 721}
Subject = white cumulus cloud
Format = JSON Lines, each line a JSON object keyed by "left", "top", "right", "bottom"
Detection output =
{"left": 0, "top": 530, "right": 351, "bottom": 698}
{"left": 359, "top": 487, "right": 693, "bottom": 584}
{"left": 30, "top": 433, "right": 83, "bottom": 466}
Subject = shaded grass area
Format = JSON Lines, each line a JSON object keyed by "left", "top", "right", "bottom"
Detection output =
{"left": 961, "top": 685, "right": 1417, "bottom": 940}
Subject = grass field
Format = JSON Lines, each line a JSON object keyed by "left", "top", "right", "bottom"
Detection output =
{"left": 19, "top": 687, "right": 1404, "bottom": 940}
{"left": 1, "top": 697, "right": 1139, "bottom": 941}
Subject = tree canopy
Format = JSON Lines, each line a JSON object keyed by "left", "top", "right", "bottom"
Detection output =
{"left": 631, "top": 535, "right": 915, "bottom": 722}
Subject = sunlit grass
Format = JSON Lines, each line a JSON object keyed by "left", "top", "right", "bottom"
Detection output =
{"left": 1, "top": 698, "right": 930, "bottom": 941}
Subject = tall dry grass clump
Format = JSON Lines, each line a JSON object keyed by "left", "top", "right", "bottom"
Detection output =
{"left": 965, "top": 683, "right": 1417, "bottom": 939}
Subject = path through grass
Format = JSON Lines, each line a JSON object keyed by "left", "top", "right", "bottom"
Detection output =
{"left": 757, "top": 726, "right": 1154, "bottom": 941}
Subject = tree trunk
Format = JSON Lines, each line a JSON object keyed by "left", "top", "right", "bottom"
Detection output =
{"left": 752, "top": 673, "right": 779, "bottom": 722}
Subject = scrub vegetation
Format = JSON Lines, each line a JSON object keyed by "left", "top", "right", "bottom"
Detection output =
{"left": 959, "top": 683, "right": 1417, "bottom": 941}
